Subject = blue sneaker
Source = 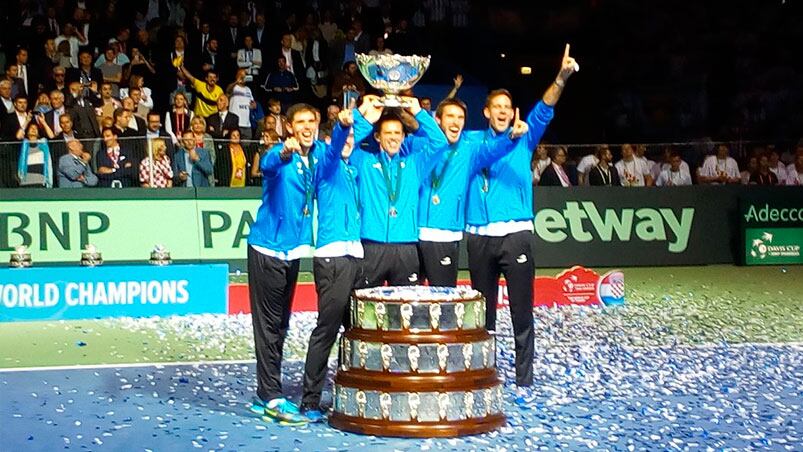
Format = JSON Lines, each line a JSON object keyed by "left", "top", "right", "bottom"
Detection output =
{"left": 263, "top": 397, "right": 308, "bottom": 425}
{"left": 250, "top": 397, "right": 268, "bottom": 415}
{"left": 514, "top": 387, "right": 535, "bottom": 410}
{"left": 301, "top": 407, "right": 325, "bottom": 423}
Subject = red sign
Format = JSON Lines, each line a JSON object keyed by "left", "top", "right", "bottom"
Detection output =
{"left": 227, "top": 266, "right": 621, "bottom": 314}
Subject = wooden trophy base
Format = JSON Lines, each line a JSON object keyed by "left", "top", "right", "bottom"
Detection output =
{"left": 329, "top": 412, "right": 506, "bottom": 438}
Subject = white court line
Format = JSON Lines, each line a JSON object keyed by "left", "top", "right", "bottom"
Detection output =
{"left": 1, "top": 342, "right": 802, "bottom": 373}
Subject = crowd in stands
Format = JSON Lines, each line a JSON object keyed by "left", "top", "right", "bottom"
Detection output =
{"left": 0, "top": 0, "right": 801, "bottom": 189}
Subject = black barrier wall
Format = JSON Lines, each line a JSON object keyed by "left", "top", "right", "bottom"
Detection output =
{"left": 2, "top": 186, "right": 801, "bottom": 268}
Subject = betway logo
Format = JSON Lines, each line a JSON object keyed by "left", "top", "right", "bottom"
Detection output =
{"left": 535, "top": 202, "right": 695, "bottom": 253}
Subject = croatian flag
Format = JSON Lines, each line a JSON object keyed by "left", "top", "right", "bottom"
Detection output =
{"left": 597, "top": 270, "right": 625, "bottom": 306}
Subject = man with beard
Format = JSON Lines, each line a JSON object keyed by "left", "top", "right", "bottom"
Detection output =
{"left": 416, "top": 99, "right": 528, "bottom": 286}
{"left": 464, "top": 44, "right": 579, "bottom": 406}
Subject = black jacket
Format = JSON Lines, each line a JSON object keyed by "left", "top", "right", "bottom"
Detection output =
{"left": 206, "top": 111, "right": 240, "bottom": 139}
{"left": 588, "top": 165, "right": 621, "bottom": 186}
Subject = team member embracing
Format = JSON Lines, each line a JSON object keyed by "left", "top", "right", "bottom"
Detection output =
{"left": 300, "top": 104, "right": 361, "bottom": 423}
{"left": 351, "top": 96, "right": 448, "bottom": 286}
{"left": 418, "top": 99, "right": 529, "bottom": 286}
{"left": 464, "top": 44, "right": 579, "bottom": 405}
{"left": 247, "top": 103, "right": 348, "bottom": 424}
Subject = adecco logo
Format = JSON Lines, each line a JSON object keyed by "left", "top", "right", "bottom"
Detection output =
{"left": 535, "top": 201, "right": 695, "bottom": 253}
{"left": 744, "top": 204, "right": 803, "bottom": 224}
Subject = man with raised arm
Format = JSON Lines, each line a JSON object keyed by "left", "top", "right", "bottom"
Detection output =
{"left": 349, "top": 96, "right": 448, "bottom": 286}
{"left": 464, "top": 44, "right": 579, "bottom": 405}
{"left": 417, "top": 99, "right": 528, "bottom": 286}
{"left": 247, "top": 103, "right": 348, "bottom": 425}
{"left": 299, "top": 102, "right": 360, "bottom": 423}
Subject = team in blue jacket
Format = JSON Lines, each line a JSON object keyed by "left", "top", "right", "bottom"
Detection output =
{"left": 246, "top": 42, "right": 580, "bottom": 425}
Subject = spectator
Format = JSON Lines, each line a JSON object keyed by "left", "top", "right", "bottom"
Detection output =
{"left": 189, "top": 115, "right": 216, "bottom": 185}
{"left": 656, "top": 153, "right": 693, "bottom": 186}
{"left": 96, "top": 46, "right": 124, "bottom": 88}
{"left": 331, "top": 61, "right": 365, "bottom": 107}
{"left": 278, "top": 33, "right": 305, "bottom": 77}
{"left": 66, "top": 51, "right": 103, "bottom": 87}
{"left": 5, "top": 64, "right": 27, "bottom": 99}
{"left": 261, "top": 56, "right": 299, "bottom": 112}
{"left": 531, "top": 144, "right": 551, "bottom": 185}
{"left": 249, "top": 14, "right": 272, "bottom": 52}
{"left": 318, "top": 104, "right": 340, "bottom": 138}
{"left": 740, "top": 155, "right": 758, "bottom": 185}
{"left": 237, "top": 35, "right": 263, "bottom": 84}
{"left": 139, "top": 138, "right": 174, "bottom": 188}
{"left": 206, "top": 94, "right": 239, "bottom": 139}
{"left": 144, "top": 112, "right": 173, "bottom": 157}
{"left": 0, "top": 80, "right": 13, "bottom": 117}
{"left": 180, "top": 66, "right": 224, "bottom": 119}
{"left": 615, "top": 143, "right": 653, "bottom": 186}
{"left": 588, "top": 145, "right": 621, "bottom": 186}
{"left": 538, "top": 146, "right": 572, "bottom": 187}
{"left": 768, "top": 149, "right": 787, "bottom": 185}
{"left": 786, "top": 152, "right": 803, "bottom": 186}
{"left": 97, "top": 82, "right": 121, "bottom": 123}
{"left": 64, "top": 81, "right": 101, "bottom": 138}
{"left": 200, "top": 38, "right": 222, "bottom": 74}
{"left": 699, "top": 144, "right": 740, "bottom": 184}
{"left": 369, "top": 36, "right": 392, "bottom": 56}
{"left": 96, "top": 127, "right": 138, "bottom": 187}
{"left": 121, "top": 75, "right": 154, "bottom": 118}
{"left": 749, "top": 153, "right": 779, "bottom": 186}
{"left": 54, "top": 23, "right": 88, "bottom": 68}
{"left": 3, "top": 96, "right": 32, "bottom": 141}
{"left": 57, "top": 139, "right": 97, "bottom": 188}
{"left": 263, "top": 99, "right": 286, "bottom": 138}
{"left": 126, "top": 46, "right": 156, "bottom": 84}
{"left": 164, "top": 91, "right": 193, "bottom": 145}
{"left": 43, "top": 66, "right": 68, "bottom": 95}
{"left": 251, "top": 128, "right": 281, "bottom": 183}
{"left": 651, "top": 146, "right": 691, "bottom": 181}
{"left": 121, "top": 97, "right": 147, "bottom": 135}
{"left": 576, "top": 145, "right": 601, "bottom": 185}
{"left": 635, "top": 144, "right": 656, "bottom": 175}
{"left": 53, "top": 114, "right": 79, "bottom": 142}
{"left": 17, "top": 123, "right": 54, "bottom": 188}
{"left": 15, "top": 48, "right": 32, "bottom": 100}
{"left": 227, "top": 69, "right": 258, "bottom": 140}
{"left": 216, "top": 129, "right": 249, "bottom": 187}
{"left": 33, "top": 92, "right": 52, "bottom": 114}
{"left": 351, "top": 19, "right": 371, "bottom": 54}
{"left": 172, "top": 130, "right": 214, "bottom": 187}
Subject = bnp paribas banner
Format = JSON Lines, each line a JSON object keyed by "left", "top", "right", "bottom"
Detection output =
{"left": 0, "top": 189, "right": 261, "bottom": 263}
{"left": 0, "top": 186, "right": 775, "bottom": 267}
{"left": 741, "top": 189, "right": 803, "bottom": 266}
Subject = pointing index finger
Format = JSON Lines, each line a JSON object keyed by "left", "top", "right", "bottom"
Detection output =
{"left": 348, "top": 97, "right": 357, "bottom": 109}
{"left": 564, "top": 43, "right": 571, "bottom": 60}
{"left": 515, "top": 107, "right": 520, "bottom": 123}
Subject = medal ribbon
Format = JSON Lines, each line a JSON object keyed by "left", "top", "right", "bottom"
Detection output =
{"left": 302, "top": 149, "right": 316, "bottom": 215}
{"left": 430, "top": 146, "right": 458, "bottom": 191}
{"left": 378, "top": 153, "right": 403, "bottom": 207}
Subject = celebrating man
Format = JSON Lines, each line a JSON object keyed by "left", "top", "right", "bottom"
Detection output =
{"left": 464, "top": 44, "right": 579, "bottom": 404}
{"left": 247, "top": 103, "right": 349, "bottom": 424}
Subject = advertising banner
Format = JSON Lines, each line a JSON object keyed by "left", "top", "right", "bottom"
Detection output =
{"left": 0, "top": 264, "right": 228, "bottom": 322}
{"left": 740, "top": 188, "right": 803, "bottom": 266}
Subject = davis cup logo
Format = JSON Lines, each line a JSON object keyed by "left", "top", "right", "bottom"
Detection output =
{"left": 750, "top": 232, "right": 773, "bottom": 260}
{"left": 597, "top": 270, "right": 625, "bottom": 306}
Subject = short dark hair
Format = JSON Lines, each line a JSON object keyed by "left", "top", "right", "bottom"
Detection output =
{"left": 286, "top": 103, "right": 318, "bottom": 123}
{"left": 374, "top": 112, "right": 404, "bottom": 133}
{"left": 484, "top": 89, "right": 513, "bottom": 108}
{"left": 112, "top": 107, "right": 126, "bottom": 121}
{"left": 435, "top": 98, "right": 468, "bottom": 119}
{"left": 147, "top": 111, "right": 161, "bottom": 120}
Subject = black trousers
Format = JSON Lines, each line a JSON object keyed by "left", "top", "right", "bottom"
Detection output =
{"left": 362, "top": 242, "right": 420, "bottom": 287}
{"left": 302, "top": 256, "right": 363, "bottom": 407}
{"left": 466, "top": 231, "right": 535, "bottom": 387}
{"left": 418, "top": 240, "right": 460, "bottom": 287}
{"left": 247, "top": 246, "right": 300, "bottom": 401}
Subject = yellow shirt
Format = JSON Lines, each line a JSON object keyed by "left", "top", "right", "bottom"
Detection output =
{"left": 230, "top": 145, "right": 247, "bottom": 187}
{"left": 192, "top": 79, "right": 223, "bottom": 118}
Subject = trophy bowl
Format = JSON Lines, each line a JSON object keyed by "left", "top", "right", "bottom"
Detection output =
{"left": 355, "top": 53, "right": 431, "bottom": 107}
{"left": 149, "top": 244, "right": 172, "bottom": 266}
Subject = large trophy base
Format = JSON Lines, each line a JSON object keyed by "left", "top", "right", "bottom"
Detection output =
{"left": 379, "top": 94, "right": 410, "bottom": 108}
{"left": 329, "top": 412, "right": 506, "bottom": 438}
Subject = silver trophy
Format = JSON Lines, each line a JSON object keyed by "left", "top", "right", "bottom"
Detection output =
{"left": 9, "top": 245, "right": 32, "bottom": 268}
{"left": 149, "top": 244, "right": 172, "bottom": 266}
{"left": 80, "top": 244, "right": 103, "bottom": 266}
{"left": 355, "top": 53, "right": 431, "bottom": 107}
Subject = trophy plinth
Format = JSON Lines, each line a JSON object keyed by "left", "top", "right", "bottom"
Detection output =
{"left": 9, "top": 246, "right": 32, "bottom": 268}
{"left": 80, "top": 244, "right": 103, "bottom": 267}
{"left": 149, "top": 245, "right": 172, "bottom": 266}
{"left": 356, "top": 54, "right": 431, "bottom": 107}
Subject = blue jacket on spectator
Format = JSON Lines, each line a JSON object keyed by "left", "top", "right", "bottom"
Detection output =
{"left": 464, "top": 101, "right": 554, "bottom": 226}
{"left": 57, "top": 153, "right": 98, "bottom": 188}
{"left": 352, "top": 109, "right": 448, "bottom": 243}
{"left": 248, "top": 131, "right": 347, "bottom": 253}
{"left": 172, "top": 147, "right": 214, "bottom": 187}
